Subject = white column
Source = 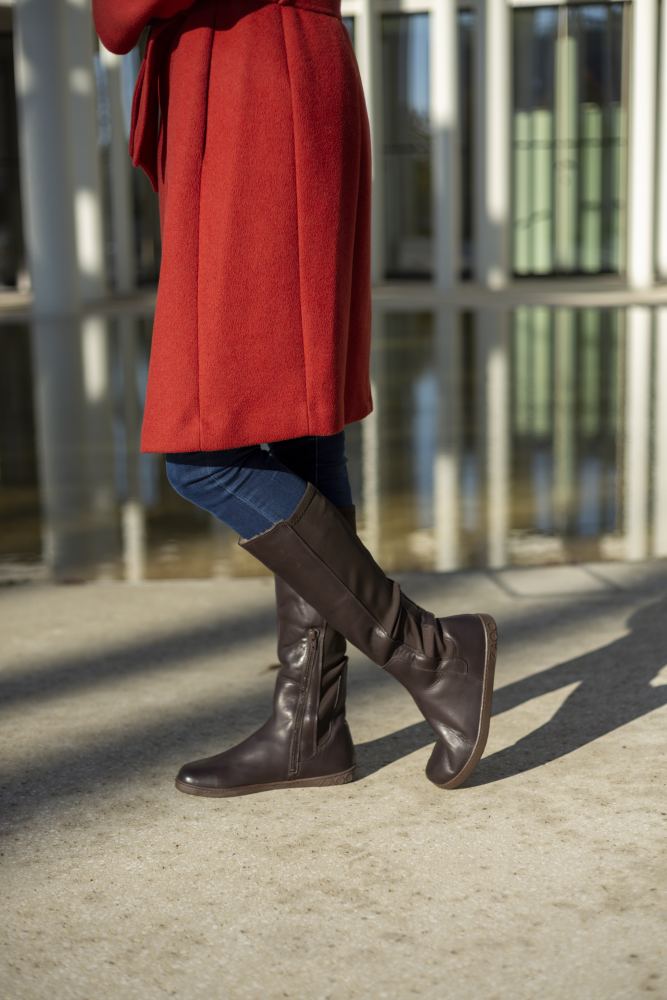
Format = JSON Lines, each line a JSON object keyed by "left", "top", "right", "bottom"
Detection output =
{"left": 626, "top": 0, "right": 658, "bottom": 288}
{"left": 98, "top": 46, "right": 138, "bottom": 293}
{"left": 358, "top": 0, "right": 384, "bottom": 284}
{"left": 64, "top": 0, "right": 106, "bottom": 301}
{"left": 13, "top": 0, "right": 118, "bottom": 579}
{"left": 431, "top": 0, "right": 460, "bottom": 290}
{"left": 474, "top": 0, "right": 511, "bottom": 289}
{"left": 13, "top": 0, "right": 80, "bottom": 314}
{"left": 656, "top": 0, "right": 667, "bottom": 279}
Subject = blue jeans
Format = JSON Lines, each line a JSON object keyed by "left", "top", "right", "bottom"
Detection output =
{"left": 165, "top": 430, "right": 353, "bottom": 540}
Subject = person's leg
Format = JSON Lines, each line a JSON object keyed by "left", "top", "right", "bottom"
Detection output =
{"left": 166, "top": 440, "right": 357, "bottom": 797}
{"left": 164, "top": 444, "right": 309, "bottom": 539}
{"left": 237, "top": 481, "right": 498, "bottom": 790}
{"left": 267, "top": 429, "right": 353, "bottom": 508}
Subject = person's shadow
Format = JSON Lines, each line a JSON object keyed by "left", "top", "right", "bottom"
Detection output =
{"left": 354, "top": 595, "right": 667, "bottom": 785}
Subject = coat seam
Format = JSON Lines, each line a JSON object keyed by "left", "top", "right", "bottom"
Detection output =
{"left": 195, "top": 15, "right": 217, "bottom": 450}
{"left": 277, "top": 6, "right": 311, "bottom": 434}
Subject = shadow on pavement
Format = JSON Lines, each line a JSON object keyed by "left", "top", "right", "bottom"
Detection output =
{"left": 2, "top": 588, "right": 666, "bottom": 828}
{"left": 355, "top": 595, "right": 667, "bottom": 786}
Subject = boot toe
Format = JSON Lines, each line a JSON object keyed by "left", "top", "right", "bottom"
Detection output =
{"left": 425, "top": 737, "right": 475, "bottom": 789}
{"left": 424, "top": 612, "right": 498, "bottom": 789}
{"left": 175, "top": 756, "right": 228, "bottom": 793}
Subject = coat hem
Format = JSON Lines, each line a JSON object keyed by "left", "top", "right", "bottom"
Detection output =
{"left": 139, "top": 398, "right": 374, "bottom": 454}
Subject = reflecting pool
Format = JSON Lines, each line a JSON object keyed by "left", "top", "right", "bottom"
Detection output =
{"left": 1, "top": 302, "right": 665, "bottom": 580}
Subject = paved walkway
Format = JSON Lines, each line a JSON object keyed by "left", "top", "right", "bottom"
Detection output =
{"left": 1, "top": 561, "right": 666, "bottom": 999}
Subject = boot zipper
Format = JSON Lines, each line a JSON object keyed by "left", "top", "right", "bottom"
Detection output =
{"left": 289, "top": 626, "right": 320, "bottom": 777}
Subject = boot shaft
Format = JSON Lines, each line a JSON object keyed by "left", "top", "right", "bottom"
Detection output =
{"left": 271, "top": 502, "right": 357, "bottom": 777}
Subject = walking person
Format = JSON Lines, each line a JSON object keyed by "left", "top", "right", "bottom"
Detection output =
{"left": 93, "top": 0, "right": 498, "bottom": 796}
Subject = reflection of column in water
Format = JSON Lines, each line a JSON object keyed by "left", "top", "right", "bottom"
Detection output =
{"left": 623, "top": 307, "right": 651, "bottom": 560}
{"left": 119, "top": 314, "right": 147, "bottom": 583}
{"left": 379, "top": 311, "right": 434, "bottom": 569}
{"left": 654, "top": 308, "right": 667, "bottom": 556}
{"left": 529, "top": 308, "right": 553, "bottom": 534}
{"left": 475, "top": 309, "right": 510, "bottom": 569}
{"left": 362, "top": 306, "right": 386, "bottom": 562}
{"left": 553, "top": 309, "right": 576, "bottom": 535}
{"left": 533, "top": 449, "right": 553, "bottom": 535}
{"left": 433, "top": 306, "right": 462, "bottom": 571}
{"left": 578, "top": 455, "right": 603, "bottom": 538}
{"left": 80, "top": 314, "right": 118, "bottom": 577}
{"left": 30, "top": 315, "right": 119, "bottom": 580}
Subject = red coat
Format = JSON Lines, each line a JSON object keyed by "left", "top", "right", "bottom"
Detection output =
{"left": 92, "top": 0, "right": 374, "bottom": 453}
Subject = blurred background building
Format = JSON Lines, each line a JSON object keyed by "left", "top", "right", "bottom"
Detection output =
{"left": 1, "top": 0, "right": 666, "bottom": 581}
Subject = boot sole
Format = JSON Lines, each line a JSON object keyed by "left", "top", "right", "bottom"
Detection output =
{"left": 433, "top": 612, "right": 498, "bottom": 790}
{"left": 174, "top": 765, "right": 357, "bottom": 798}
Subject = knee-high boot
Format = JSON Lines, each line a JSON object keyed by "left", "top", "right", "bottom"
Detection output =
{"left": 175, "top": 505, "right": 358, "bottom": 796}
{"left": 237, "top": 482, "right": 498, "bottom": 789}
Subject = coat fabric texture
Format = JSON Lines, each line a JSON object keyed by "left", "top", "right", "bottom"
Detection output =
{"left": 92, "top": 0, "right": 374, "bottom": 453}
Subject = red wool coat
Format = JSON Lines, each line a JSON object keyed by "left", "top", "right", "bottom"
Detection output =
{"left": 92, "top": 0, "right": 374, "bottom": 453}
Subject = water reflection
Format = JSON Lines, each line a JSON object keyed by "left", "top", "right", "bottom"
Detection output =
{"left": 1, "top": 303, "right": 664, "bottom": 580}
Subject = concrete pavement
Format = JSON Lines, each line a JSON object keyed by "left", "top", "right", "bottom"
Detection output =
{"left": 1, "top": 560, "right": 666, "bottom": 999}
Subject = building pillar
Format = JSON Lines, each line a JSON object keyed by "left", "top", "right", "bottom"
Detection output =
{"left": 64, "top": 0, "right": 106, "bottom": 301}
{"left": 13, "top": 0, "right": 117, "bottom": 580}
{"left": 13, "top": 0, "right": 79, "bottom": 313}
{"left": 474, "top": 0, "right": 511, "bottom": 289}
{"left": 626, "top": 0, "right": 658, "bottom": 288}
{"left": 656, "top": 0, "right": 667, "bottom": 279}
{"left": 431, "top": 0, "right": 460, "bottom": 291}
{"left": 359, "top": 0, "right": 384, "bottom": 284}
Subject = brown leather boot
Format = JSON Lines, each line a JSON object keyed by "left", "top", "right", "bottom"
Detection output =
{"left": 175, "top": 505, "right": 357, "bottom": 796}
{"left": 238, "top": 482, "right": 498, "bottom": 789}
